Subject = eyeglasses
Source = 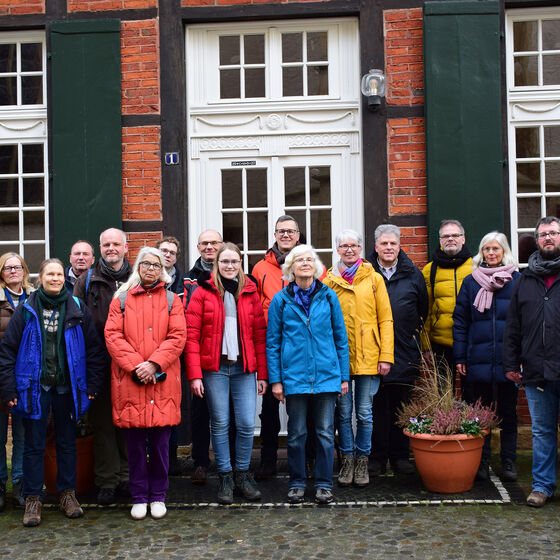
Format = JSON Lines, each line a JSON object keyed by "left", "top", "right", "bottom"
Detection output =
{"left": 537, "top": 231, "right": 560, "bottom": 240}
{"left": 294, "top": 257, "right": 314, "bottom": 265}
{"left": 218, "top": 260, "right": 241, "bottom": 267}
{"left": 338, "top": 244, "right": 361, "bottom": 251}
{"left": 482, "top": 246, "right": 502, "bottom": 253}
{"left": 440, "top": 233, "right": 464, "bottom": 240}
{"left": 139, "top": 261, "right": 163, "bottom": 270}
{"left": 160, "top": 248, "right": 177, "bottom": 256}
{"left": 198, "top": 240, "right": 222, "bottom": 248}
{"left": 275, "top": 229, "right": 298, "bottom": 237}
{"left": 2, "top": 265, "right": 23, "bottom": 272}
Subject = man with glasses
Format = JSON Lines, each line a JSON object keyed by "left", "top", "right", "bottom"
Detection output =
{"left": 182, "top": 229, "right": 223, "bottom": 485}
{"left": 503, "top": 216, "right": 560, "bottom": 508}
{"left": 422, "top": 219, "right": 472, "bottom": 386}
{"left": 73, "top": 228, "right": 132, "bottom": 505}
{"left": 156, "top": 236, "right": 183, "bottom": 295}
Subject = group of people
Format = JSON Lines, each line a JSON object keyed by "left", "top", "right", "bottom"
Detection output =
{"left": 0, "top": 214, "right": 559, "bottom": 527}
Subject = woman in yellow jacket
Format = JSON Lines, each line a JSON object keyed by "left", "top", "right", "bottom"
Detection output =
{"left": 324, "top": 229, "right": 394, "bottom": 488}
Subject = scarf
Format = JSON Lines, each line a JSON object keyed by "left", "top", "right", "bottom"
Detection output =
{"left": 200, "top": 259, "right": 213, "bottom": 272}
{"left": 471, "top": 264, "right": 516, "bottom": 312}
{"left": 339, "top": 258, "right": 362, "bottom": 284}
{"left": 431, "top": 245, "right": 472, "bottom": 268}
{"left": 36, "top": 286, "right": 68, "bottom": 386}
{"left": 271, "top": 243, "right": 291, "bottom": 267}
{"left": 220, "top": 275, "right": 239, "bottom": 361}
{"left": 294, "top": 280, "right": 316, "bottom": 317}
{"left": 5, "top": 287, "right": 26, "bottom": 310}
{"left": 100, "top": 258, "right": 132, "bottom": 285}
{"left": 528, "top": 250, "right": 560, "bottom": 277}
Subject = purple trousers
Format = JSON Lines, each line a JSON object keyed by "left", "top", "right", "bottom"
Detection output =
{"left": 122, "top": 426, "right": 171, "bottom": 504}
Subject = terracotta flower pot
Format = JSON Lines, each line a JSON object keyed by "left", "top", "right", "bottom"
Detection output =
{"left": 404, "top": 430, "right": 486, "bottom": 494}
{"left": 44, "top": 435, "right": 95, "bottom": 496}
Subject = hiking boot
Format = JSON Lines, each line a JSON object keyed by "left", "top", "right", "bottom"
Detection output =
{"left": 315, "top": 488, "right": 333, "bottom": 504}
{"left": 502, "top": 459, "right": 518, "bottom": 482}
{"left": 12, "top": 479, "right": 25, "bottom": 508}
{"left": 287, "top": 487, "right": 305, "bottom": 504}
{"left": 217, "top": 472, "right": 234, "bottom": 505}
{"left": 475, "top": 462, "right": 490, "bottom": 481}
{"left": 392, "top": 459, "right": 415, "bottom": 475}
{"left": 191, "top": 465, "right": 208, "bottom": 485}
{"left": 337, "top": 455, "right": 354, "bottom": 487}
{"left": 353, "top": 455, "right": 370, "bottom": 487}
{"left": 97, "top": 487, "right": 116, "bottom": 505}
{"left": 527, "top": 491, "right": 548, "bottom": 508}
{"left": 23, "top": 495, "right": 41, "bottom": 527}
{"left": 255, "top": 461, "right": 277, "bottom": 480}
{"left": 368, "top": 458, "right": 387, "bottom": 476}
{"left": 0, "top": 482, "right": 5, "bottom": 512}
{"left": 115, "top": 480, "right": 131, "bottom": 498}
{"left": 234, "top": 470, "right": 261, "bottom": 501}
{"left": 59, "top": 489, "right": 84, "bottom": 518}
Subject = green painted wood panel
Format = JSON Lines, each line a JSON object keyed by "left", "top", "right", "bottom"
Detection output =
{"left": 424, "top": 1, "right": 503, "bottom": 255}
{"left": 50, "top": 20, "right": 121, "bottom": 261}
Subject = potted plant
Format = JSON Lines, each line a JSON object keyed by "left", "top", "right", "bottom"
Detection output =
{"left": 397, "top": 351, "right": 498, "bottom": 494}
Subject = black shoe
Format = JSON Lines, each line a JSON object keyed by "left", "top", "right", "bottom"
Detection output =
{"left": 368, "top": 459, "right": 386, "bottom": 476}
{"left": 12, "top": 479, "right": 25, "bottom": 508}
{"left": 255, "top": 461, "right": 277, "bottom": 480}
{"left": 97, "top": 487, "right": 116, "bottom": 505}
{"left": 0, "top": 482, "right": 5, "bottom": 512}
{"left": 217, "top": 472, "right": 234, "bottom": 505}
{"left": 476, "top": 463, "right": 490, "bottom": 481}
{"left": 234, "top": 471, "right": 261, "bottom": 501}
{"left": 502, "top": 459, "right": 518, "bottom": 482}
{"left": 115, "top": 481, "right": 131, "bottom": 498}
{"left": 392, "top": 459, "right": 415, "bottom": 475}
{"left": 315, "top": 488, "right": 333, "bottom": 504}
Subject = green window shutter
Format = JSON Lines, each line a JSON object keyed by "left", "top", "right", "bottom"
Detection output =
{"left": 424, "top": 1, "right": 502, "bottom": 254}
{"left": 50, "top": 20, "right": 121, "bottom": 260}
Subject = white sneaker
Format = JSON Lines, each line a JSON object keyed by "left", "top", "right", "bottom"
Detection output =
{"left": 150, "top": 501, "right": 167, "bottom": 519}
{"left": 130, "top": 503, "right": 147, "bottom": 520}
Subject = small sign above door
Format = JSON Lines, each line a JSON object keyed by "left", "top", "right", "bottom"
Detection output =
{"left": 231, "top": 161, "right": 256, "bottom": 167}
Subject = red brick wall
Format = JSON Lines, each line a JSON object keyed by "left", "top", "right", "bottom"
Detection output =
{"left": 126, "top": 231, "right": 163, "bottom": 261}
{"left": 181, "top": 0, "right": 335, "bottom": 5}
{"left": 0, "top": 0, "right": 44, "bottom": 15}
{"left": 68, "top": 0, "right": 157, "bottom": 11}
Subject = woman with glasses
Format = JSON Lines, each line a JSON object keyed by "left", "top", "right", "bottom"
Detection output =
{"left": 185, "top": 242, "right": 267, "bottom": 505}
{"left": 323, "top": 230, "right": 394, "bottom": 488}
{"left": 267, "top": 244, "right": 350, "bottom": 504}
{"left": 104, "top": 247, "right": 186, "bottom": 520}
{"left": 453, "top": 232, "right": 520, "bottom": 482}
{"left": 0, "top": 253, "right": 33, "bottom": 511}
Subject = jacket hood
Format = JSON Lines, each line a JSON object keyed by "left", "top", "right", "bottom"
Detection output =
{"left": 264, "top": 247, "right": 281, "bottom": 268}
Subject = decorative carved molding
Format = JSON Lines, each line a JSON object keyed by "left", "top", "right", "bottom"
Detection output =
{"left": 288, "top": 133, "right": 352, "bottom": 148}
{"left": 511, "top": 102, "right": 560, "bottom": 120}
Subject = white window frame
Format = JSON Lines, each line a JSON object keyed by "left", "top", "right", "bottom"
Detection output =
{"left": 506, "top": 9, "right": 560, "bottom": 264}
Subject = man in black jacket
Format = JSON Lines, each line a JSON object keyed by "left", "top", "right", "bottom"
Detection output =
{"left": 368, "top": 224, "right": 428, "bottom": 475}
{"left": 503, "top": 216, "right": 560, "bottom": 508}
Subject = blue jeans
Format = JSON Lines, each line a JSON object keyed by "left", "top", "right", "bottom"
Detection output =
{"left": 525, "top": 382, "right": 560, "bottom": 497}
{"left": 0, "top": 411, "right": 24, "bottom": 484}
{"left": 23, "top": 387, "right": 77, "bottom": 498}
{"left": 203, "top": 363, "right": 257, "bottom": 473}
{"left": 286, "top": 392, "right": 337, "bottom": 490}
{"left": 337, "top": 375, "right": 380, "bottom": 457}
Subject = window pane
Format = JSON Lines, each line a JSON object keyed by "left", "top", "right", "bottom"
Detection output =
{"left": 0, "top": 178, "right": 18, "bottom": 206}
{"left": 544, "top": 126, "right": 560, "bottom": 157}
{"left": 247, "top": 212, "right": 268, "bottom": 250}
{"left": 307, "top": 66, "right": 328, "bottom": 96}
{"left": 22, "top": 144, "right": 43, "bottom": 173}
{"left": 0, "top": 43, "right": 16, "bottom": 73}
{"left": 23, "top": 244, "right": 44, "bottom": 273}
{"left": 516, "top": 127, "right": 539, "bottom": 158}
{"left": 0, "top": 211, "right": 19, "bottom": 240}
{"left": 514, "top": 56, "right": 538, "bottom": 86}
{"left": 222, "top": 212, "right": 243, "bottom": 248}
{"left": 245, "top": 68, "right": 265, "bottom": 98}
{"left": 518, "top": 233, "right": 537, "bottom": 263}
{"left": 317, "top": 250, "right": 331, "bottom": 270}
{"left": 246, "top": 168, "right": 267, "bottom": 207}
{"left": 543, "top": 55, "right": 560, "bottom": 86}
{"left": 542, "top": 20, "right": 560, "bottom": 50}
{"left": 545, "top": 162, "right": 560, "bottom": 192}
{"left": 283, "top": 67, "right": 303, "bottom": 96}
{"left": 222, "top": 169, "right": 242, "bottom": 208}
{"left": 23, "top": 210, "right": 44, "bottom": 239}
{"left": 21, "top": 76, "right": 42, "bottom": 105}
{"left": 0, "top": 144, "right": 18, "bottom": 174}
{"left": 21, "top": 43, "right": 42, "bottom": 72}
{"left": 244, "top": 35, "right": 264, "bottom": 65}
{"left": 287, "top": 210, "right": 306, "bottom": 241}
{"left": 282, "top": 33, "right": 302, "bottom": 63}
{"left": 307, "top": 32, "right": 328, "bottom": 62}
{"left": 517, "top": 162, "right": 540, "bottom": 193}
{"left": 284, "top": 167, "right": 306, "bottom": 206}
{"left": 220, "top": 69, "right": 240, "bottom": 99}
{"left": 23, "top": 177, "right": 44, "bottom": 206}
{"left": 513, "top": 21, "right": 538, "bottom": 52}
{"left": 546, "top": 196, "right": 560, "bottom": 217}
{"left": 309, "top": 166, "right": 331, "bottom": 205}
{"left": 219, "top": 36, "right": 240, "bottom": 65}
{"left": 248, "top": 253, "right": 263, "bottom": 272}
{"left": 0, "top": 76, "right": 16, "bottom": 105}
{"left": 310, "top": 209, "right": 331, "bottom": 249}
{"left": 517, "top": 197, "right": 541, "bottom": 228}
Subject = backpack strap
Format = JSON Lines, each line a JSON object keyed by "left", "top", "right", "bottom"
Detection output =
{"left": 85, "top": 268, "right": 93, "bottom": 299}
{"left": 118, "top": 292, "right": 127, "bottom": 315}
{"left": 72, "top": 296, "right": 81, "bottom": 309}
{"left": 118, "top": 290, "right": 174, "bottom": 316}
{"left": 429, "top": 262, "right": 437, "bottom": 300}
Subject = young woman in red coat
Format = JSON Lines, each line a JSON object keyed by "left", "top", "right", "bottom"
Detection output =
{"left": 186, "top": 242, "right": 267, "bottom": 505}
{"left": 105, "top": 247, "right": 186, "bottom": 521}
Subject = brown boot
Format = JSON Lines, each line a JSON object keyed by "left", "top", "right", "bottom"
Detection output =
{"left": 59, "top": 489, "right": 84, "bottom": 518}
{"left": 23, "top": 495, "right": 42, "bottom": 527}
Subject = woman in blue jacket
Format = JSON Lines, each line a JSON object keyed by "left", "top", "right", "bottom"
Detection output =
{"left": 453, "top": 232, "right": 520, "bottom": 482}
{"left": 267, "top": 244, "right": 349, "bottom": 505}
{"left": 0, "top": 258, "right": 106, "bottom": 527}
